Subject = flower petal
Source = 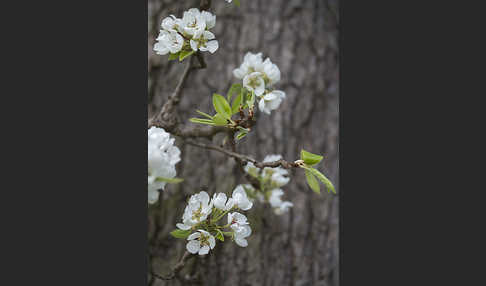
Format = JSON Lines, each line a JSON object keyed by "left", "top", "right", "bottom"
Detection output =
{"left": 198, "top": 245, "right": 210, "bottom": 255}
{"left": 187, "top": 232, "right": 201, "bottom": 241}
{"left": 186, "top": 240, "right": 200, "bottom": 254}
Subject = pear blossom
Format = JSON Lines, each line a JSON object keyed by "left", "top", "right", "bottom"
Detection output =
{"left": 269, "top": 189, "right": 293, "bottom": 215}
{"left": 226, "top": 0, "right": 233, "bottom": 3}
{"left": 176, "top": 191, "right": 213, "bottom": 229}
{"left": 180, "top": 8, "right": 206, "bottom": 37}
{"left": 161, "top": 15, "right": 179, "bottom": 33}
{"left": 148, "top": 127, "right": 181, "bottom": 204}
{"left": 228, "top": 212, "right": 252, "bottom": 247}
{"left": 258, "top": 90, "right": 286, "bottom": 115}
{"left": 227, "top": 185, "right": 253, "bottom": 211}
{"left": 154, "top": 8, "right": 219, "bottom": 58}
{"left": 212, "top": 192, "right": 230, "bottom": 210}
{"left": 153, "top": 30, "right": 184, "bottom": 55}
{"left": 186, "top": 230, "right": 216, "bottom": 255}
{"left": 190, "top": 30, "right": 219, "bottom": 53}
{"left": 201, "top": 11, "right": 216, "bottom": 29}
{"left": 243, "top": 72, "right": 265, "bottom": 96}
{"left": 233, "top": 52, "right": 281, "bottom": 87}
{"left": 262, "top": 154, "right": 290, "bottom": 187}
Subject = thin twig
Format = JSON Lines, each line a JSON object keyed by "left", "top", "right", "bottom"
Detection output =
{"left": 185, "top": 139, "right": 299, "bottom": 169}
{"left": 152, "top": 251, "right": 193, "bottom": 281}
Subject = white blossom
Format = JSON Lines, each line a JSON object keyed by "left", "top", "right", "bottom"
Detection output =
{"left": 176, "top": 191, "right": 213, "bottom": 229}
{"left": 258, "top": 90, "right": 286, "bottom": 115}
{"left": 201, "top": 11, "right": 216, "bottom": 29}
{"left": 161, "top": 15, "right": 179, "bottom": 33}
{"left": 190, "top": 30, "right": 219, "bottom": 53}
{"left": 153, "top": 30, "right": 184, "bottom": 55}
{"left": 269, "top": 189, "right": 293, "bottom": 215}
{"left": 226, "top": 0, "right": 233, "bottom": 3}
{"left": 228, "top": 212, "right": 252, "bottom": 247}
{"left": 262, "top": 154, "right": 290, "bottom": 187}
{"left": 211, "top": 192, "right": 230, "bottom": 210}
{"left": 233, "top": 52, "right": 281, "bottom": 87}
{"left": 226, "top": 185, "right": 253, "bottom": 211}
{"left": 186, "top": 230, "right": 216, "bottom": 255}
{"left": 180, "top": 8, "right": 206, "bottom": 37}
{"left": 262, "top": 58, "right": 281, "bottom": 86}
{"left": 243, "top": 72, "right": 265, "bottom": 96}
{"left": 148, "top": 127, "right": 181, "bottom": 204}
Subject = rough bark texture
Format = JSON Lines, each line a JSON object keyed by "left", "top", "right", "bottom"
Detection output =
{"left": 148, "top": 0, "right": 339, "bottom": 285}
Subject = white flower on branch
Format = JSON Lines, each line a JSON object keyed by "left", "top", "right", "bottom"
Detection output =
{"left": 228, "top": 212, "right": 252, "bottom": 247}
{"left": 269, "top": 189, "right": 293, "bottom": 215}
{"left": 180, "top": 8, "right": 207, "bottom": 37}
{"left": 186, "top": 230, "right": 216, "bottom": 255}
{"left": 147, "top": 127, "right": 181, "bottom": 204}
{"left": 176, "top": 191, "right": 213, "bottom": 229}
{"left": 243, "top": 72, "right": 265, "bottom": 96}
{"left": 227, "top": 185, "right": 253, "bottom": 211}
{"left": 262, "top": 154, "right": 290, "bottom": 187}
{"left": 211, "top": 192, "right": 230, "bottom": 210}
{"left": 190, "top": 30, "right": 219, "bottom": 53}
{"left": 153, "top": 8, "right": 219, "bottom": 58}
{"left": 258, "top": 90, "right": 286, "bottom": 115}
{"left": 233, "top": 52, "right": 281, "bottom": 87}
{"left": 153, "top": 30, "right": 184, "bottom": 55}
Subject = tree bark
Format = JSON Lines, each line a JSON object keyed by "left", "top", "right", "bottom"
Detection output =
{"left": 148, "top": 0, "right": 339, "bottom": 285}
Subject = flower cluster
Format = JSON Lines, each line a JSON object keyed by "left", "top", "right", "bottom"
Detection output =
{"left": 148, "top": 127, "right": 181, "bottom": 204}
{"left": 154, "top": 8, "right": 219, "bottom": 58}
{"left": 233, "top": 52, "right": 286, "bottom": 114}
{"left": 174, "top": 188, "right": 253, "bottom": 255}
{"left": 243, "top": 154, "right": 293, "bottom": 214}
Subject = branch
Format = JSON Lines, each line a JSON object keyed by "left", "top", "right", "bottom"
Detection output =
{"left": 152, "top": 251, "right": 193, "bottom": 281}
{"left": 185, "top": 139, "right": 299, "bottom": 169}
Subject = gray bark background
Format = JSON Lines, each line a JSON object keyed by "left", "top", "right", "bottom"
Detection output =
{"left": 148, "top": 0, "right": 339, "bottom": 285}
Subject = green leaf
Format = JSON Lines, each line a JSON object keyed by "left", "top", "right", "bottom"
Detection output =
{"left": 305, "top": 170, "right": 320, "bottom": 194}
{"left": 212, "top": 113, "right": 228, "bottom": 126}
{"left": 190, "top": 118, "right": 217, "bottom": 126}
{"left": 215, "top": 229, "right": 224, "bottom": 242}
{"left": 233, "top": 0, "right": 241, "bottom": 7}
{"left": 213, "top": 93, "right": 232, "bottom": 119}
{"left": 236, "top": 131, "right": 248, "bottom": 141}
{"left": 231, "top": 93, "right": 243, "bottom": 115}
{"left": 227, "top": 83, "right": 242, "bottom": 102}
{"left": 300, "top": 149, "right": 324, "bottom": 166}
{"left": 170, "top": 229, "right": 192, "bottom": 239}
{"left": 305, "top": 167, "right": 336, "bottom": 194}
{"left": 179, "top": 50, "right": 195, "bottom": 61}
{"left": 168, "top": 52, "right": 180, "bottom": 61}
{"left": 196, "top": 110, "right": 214, "bottom": 120}
{"left": 155, "top": 177, "right": 184, "bottom": 184}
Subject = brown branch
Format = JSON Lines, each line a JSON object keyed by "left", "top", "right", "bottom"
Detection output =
{"left": 152, "top": 251, "right": 193, "bottom": 281}
{"left": 185, "top": 139, "right": 299, "bottom": 169}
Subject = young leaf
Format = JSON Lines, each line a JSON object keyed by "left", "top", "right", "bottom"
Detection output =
{"left": 305, "top": 170, "right": 320, "bottom": 194}
{"left": 179, "top": 50, "right": 195, "bottom": 61}
{"left": 196, "top": 110, "right": 214, "bottom": 120}
{"left": 300, "top": 149, "right": 324, "bottom": 166}
{"left": 227, "top": 83, "right": 242, "bottom": 102}
{"left": 231, "top": 93, "right": 243, "bottom": 114}
{"left": 170, "top": 229, "right": 192, "bottom": 239}
{"left": 215, "top": 229, "right": 225, "bottom": 242}
{"left": 168, "top": 52, "right": 180, "bottom": 61}
{"left": 155, "top": 177, "right": 184, "bottom": 184}
{"left": 307, "top": 167, "right": 336, "bottom": 194}
{"left": 246, "top": 91, "right": 255, "bottom": 109}
{"left": 213, "top": 93, "right": 232, "bottom": 119}
{"left": 190, "top": 118, "right": 217, "bottom": 126}
{"left": 233, "top": 0, "right": 241, "bottom": 7}
{"left": 212, "top": 113, "right": 228, "bottom": 126}
{"left": 236, "top": 131, "right": 248, "bottom": 141}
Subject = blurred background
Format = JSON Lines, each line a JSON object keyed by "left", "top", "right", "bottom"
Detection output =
{"left": 148, "top": 0, "right": 339, "bottom": 285}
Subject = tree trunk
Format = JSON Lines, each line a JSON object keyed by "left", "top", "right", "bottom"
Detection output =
{"left": 148, "top": 0, "right": 339, "bottom": 285}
